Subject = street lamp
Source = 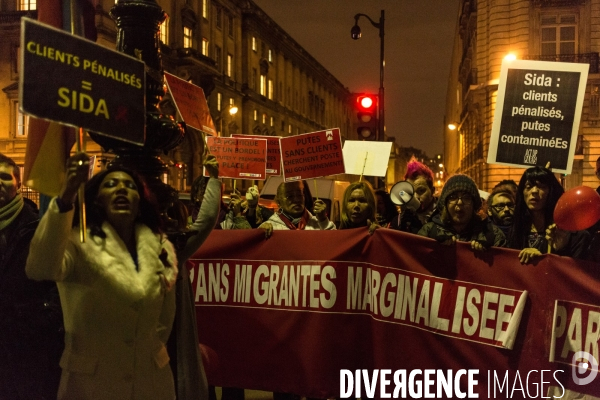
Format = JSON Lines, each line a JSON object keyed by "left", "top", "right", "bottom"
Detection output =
{"left": 351, "top": 10, "right": 385, "bottom": 143}
{"left": 218, "top": 104, "right": 238, "bottom": 136}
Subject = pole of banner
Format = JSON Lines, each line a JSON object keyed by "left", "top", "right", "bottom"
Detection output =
{"left": 233, "top": 179, "right": 237, "bottom": 194}
{"left": 545, "top": 161, "right": 551, "bottom": 254}
{"left": 313, "top": 179, "right": 319, "bottom": 200}
{"left": 359, "top": 152, "right": 368, "bottom": 182}
{"left": 69, "top": 0, "right": 86, "bottom": 242}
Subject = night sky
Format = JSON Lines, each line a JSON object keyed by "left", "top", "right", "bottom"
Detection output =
{"left": 252, "top": 0, "right": 460, "bottom": 157}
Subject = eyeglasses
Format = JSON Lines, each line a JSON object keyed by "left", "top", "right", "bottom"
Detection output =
{"left": 284, "top": 191, "right": 304, "bottom": 201}
{"left": 491, "top": 203, "right": 515, "bottom": 212}
{"left": 447, "top": 193, "right": 474, "bottom": 205}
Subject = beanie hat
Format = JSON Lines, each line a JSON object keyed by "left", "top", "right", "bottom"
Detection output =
{"left": 438, "top": 174, "right": 482, "bottom": 211}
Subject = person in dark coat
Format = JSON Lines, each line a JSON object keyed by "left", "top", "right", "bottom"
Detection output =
{"left": 0, "top": 153, "right": 63, "bottom": 399}
{"left": 508, "top": 166, "right": 590, "bottom": 263}
{"left": 418, "top": 174, "right": 507, "bottom": 251}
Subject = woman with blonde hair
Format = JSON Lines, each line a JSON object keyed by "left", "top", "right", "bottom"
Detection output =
{"left": 339, "top": 181, "right": 379, "bottom": 234}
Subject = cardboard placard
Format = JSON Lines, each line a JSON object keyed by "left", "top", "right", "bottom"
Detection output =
{"left": 279, "top": 128, "right": 344, "bottom": 181}
{"left": 233, "top": 134, "right": 281, "bottom": 175}
{"left": 164, "top": 72, "right": 216, "bottom": 136}
{"left": 207, "top": 136, "right": 267, "bottom": 180}
{"left": 342, "top": 140, "right": 393, "bottom": 177}
{"left": 487, "top": 59, "right": 588, "bottom": 174}
{"left": 20, "top": 18, "right": 146, "bottom": 145}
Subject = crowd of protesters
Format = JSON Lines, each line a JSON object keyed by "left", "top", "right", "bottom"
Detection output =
{"left": 2, "top": 149, "right": 600, "bottom": 399}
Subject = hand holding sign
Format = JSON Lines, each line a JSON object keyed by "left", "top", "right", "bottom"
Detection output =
{"left": 204, "top": 154, "right": 219, "bottom": 178}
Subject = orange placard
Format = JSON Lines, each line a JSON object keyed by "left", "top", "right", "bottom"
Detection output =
{"left": 164, "top": 72, "right": 216, "bottom": 135}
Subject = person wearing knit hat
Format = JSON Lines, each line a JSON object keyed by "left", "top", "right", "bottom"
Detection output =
{"left": 418, "top": 174, "right": 506, "bottom": 251}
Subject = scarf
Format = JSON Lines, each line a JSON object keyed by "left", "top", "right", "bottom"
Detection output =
{"left": 278, "top": 208, "right": 309, "bottom": 230}
{"left": 0, "top": 194, "right": 24, "bottom": 231}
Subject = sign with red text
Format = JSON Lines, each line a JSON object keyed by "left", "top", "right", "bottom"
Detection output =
{"left": 206, "top": 136, "right": 267, "bottom": 179}
{"left": 20, "top": 18, "right": 146, "bottom": 145}
{"left": 233, "top": 134, "right": 281, "bottom": 175}
{"left": 279, "top": 128, "right": 344, "bottom": 181}
{"left": 488, "top": 59, "right": 588, "bottom": 174}
{"left": 164, "top": 72, "right": 216, "bottom": 136}
{"left": 189, "top": 229, "right": 600, "bottom": 399}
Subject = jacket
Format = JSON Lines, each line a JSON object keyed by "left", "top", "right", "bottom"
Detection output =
{"left": 266, "top": 210, "right": 336, "bottom": 230}
{"left": 26, "top": 199, "right": 178, "bottom": 400}
{"left": 0, "top": 202, "right": 63, "bottom": 399}
{"left": 418, "top": 213, "right": 507, "bottom": 248}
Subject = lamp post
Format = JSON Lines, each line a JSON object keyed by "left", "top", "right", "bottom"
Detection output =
{"left": 351, "top": 10, "right": 385, "bottom": 143}
{"left": 217, "top": 104, "right": 238, "bottom": 136}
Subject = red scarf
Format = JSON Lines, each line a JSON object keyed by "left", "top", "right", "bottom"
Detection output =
{"left": 277, "top": 208, "right": 310, "bottom": 230}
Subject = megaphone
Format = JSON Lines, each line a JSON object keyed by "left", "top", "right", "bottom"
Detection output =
{"left": 390, "top": 181, "right": 421, "bottom": 211}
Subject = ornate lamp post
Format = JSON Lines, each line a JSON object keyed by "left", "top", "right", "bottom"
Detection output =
{"left": 88, "top": 0, "right": 186, "bottom": 232}
{"left": 351, "top": 10, "right": 385, "bottom": 143}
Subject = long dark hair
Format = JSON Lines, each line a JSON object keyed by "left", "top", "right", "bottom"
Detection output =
{"left": 508, "top": 166, "right": 564, "bottom": 249}
{"left": 339, "top": 181, "right": 376, "bottom": 230}
{"left": 375, "top": 189, "right": 397, "bottom": 224}
{"left": 73, "top": 167, "right": 162, "bottom": 238}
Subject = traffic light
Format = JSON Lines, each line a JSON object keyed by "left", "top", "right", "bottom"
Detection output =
{"left": 354, "top": 93, "right": 378, "bottom": 139}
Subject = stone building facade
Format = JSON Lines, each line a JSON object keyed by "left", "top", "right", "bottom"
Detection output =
{"left": 0, "top": 0, "right": 354, "bottom": 194}
{"left": 445, "top": 0, "right": 599, "bottom": 192}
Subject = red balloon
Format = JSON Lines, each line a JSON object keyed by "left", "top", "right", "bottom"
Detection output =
{"left": 554, "top": 186, "right": 600, "bottom": 231}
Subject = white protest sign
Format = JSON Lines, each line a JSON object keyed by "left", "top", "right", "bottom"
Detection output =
{"left": 342, "top": 141, "right": 392, "bottom": 177}
{"left": 487, "top": 59, "right": 588, "bottom": 174}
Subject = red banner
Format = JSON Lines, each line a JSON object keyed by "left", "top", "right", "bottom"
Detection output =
{"left": 189, "top": 229, "right": 600, "bottom": 399}
{"left": 280, "top": 128, "right": 344, "bottom": 181}
{"left": 233, "top": 134, "right": 281, "bottom": 175}
{"left": 206, "top": 136, "right": 267, "bottom": 180}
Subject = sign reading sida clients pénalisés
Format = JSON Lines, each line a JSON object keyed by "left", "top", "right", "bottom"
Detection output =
{"left": 279, "top": 128, "right": 344, "bottom": 181}
{"left": 487, "top": 59, "right": 588, "bottom": 174}
{"left": 20, "top": 18, "right": 146, "bottom": 145}
{"left": 206, "top": 136, "right": 267, "bottom": 180}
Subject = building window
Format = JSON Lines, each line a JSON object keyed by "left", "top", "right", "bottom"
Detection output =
{"left": 216, "top": 8, "right": 222, "bottom": 29}
{"left": 254, "top": 110, "right": 258, "bottom": 121}
{"left": 202, "top": 38, "right": 209, "bottom": 56}
{"left": 260, "top": 74, "right": 266, "bottom": 96}
{"left": 14, "top": 102, "right": 28, "bottom": 137}
{"left": 183, "top": 27, "right": 193, "bottom": 48}
{"left": 18, "top": 0, "right": 35, "bottom": 10}
{"left": 252, "top": 37, "right": 257, "bottom": 51}
{"left": 541, "top": 14, "right": 577, "bottom": 55}
{"left": 215, "top": 45, "right": 221, "bottom": 69}
{"left": 288, "top": 124, "right": 292, "bottom": 134}
{"left": 229, "top": 98, "right": 235, "bottom": 107}
{"left": 262, "top": 114, "right": 267, "bottom": 124}
{"left": 268, "top": 49, "right": 273, "bottom": 62}
{"left": 270, "top": 116, "right": 274, "bottom": 127}
{"left": 227, "top": 54, "right": 233, "bottom": 77}
{"left": 228, "top": 15, "right": 234, "bottom": 37}
{"left": 217, "top": 92, "right": 222, "bottom": 111}
{"left": 268, "top": 79, "right": 273, "bottom": 100}
{"left": 159, "top": 18, "right": 169, "bottom": 44}
{"left": 252, "top": 68, "right": 257, "bottom": 90}
{"left": 202, "top": 0, "right": 208, "bottom": 19}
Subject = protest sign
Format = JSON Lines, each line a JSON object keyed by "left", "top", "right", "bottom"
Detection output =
{"left": 164, "top": 72, "right": 216, "bottom": 136}
{"left": 206, "top": 136, "right": 267, "bottom": 179}
{"left": 20, "top": 18, "right": 145, "bottom": 145}
{"left": 233, "top": 134, "right": 281, "bottom": 175}
{"left": 487, "top": 59, "right": 588, "bottom": 173}
{"left": 189, "top": 229, "right": 600, "bottom": 399}
{"left": 279, "top": 128, "right": 344, "bottom": 181}
{"left": 342, "top": 140, "right": 392, "bottom": 177}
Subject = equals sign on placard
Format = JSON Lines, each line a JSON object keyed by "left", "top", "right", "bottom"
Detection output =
{"left": 81, "top": 81, "right": 92, "bottom": 91}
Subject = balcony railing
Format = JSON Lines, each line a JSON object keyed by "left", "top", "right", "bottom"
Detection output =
{"left": 0, "top": 10, "right": 37, "bottom": 24}
{"left": 523, "top": 53, "right": 599, "bottom": 74}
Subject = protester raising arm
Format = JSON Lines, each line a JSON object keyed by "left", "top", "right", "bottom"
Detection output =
{"left": 26, "top": 153, "right": 179, "bottom": 400}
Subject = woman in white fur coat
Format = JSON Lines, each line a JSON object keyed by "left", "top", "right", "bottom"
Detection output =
{"left": 26, "top": 153, "right": 178, "bottom": 400}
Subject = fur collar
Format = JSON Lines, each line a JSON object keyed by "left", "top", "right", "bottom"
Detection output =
{"left": 72, "top": 222, "right": 177, "bottom": 303}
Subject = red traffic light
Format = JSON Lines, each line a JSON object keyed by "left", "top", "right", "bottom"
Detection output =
{"left": 354, "top": 94, "right": 378, "bottom": 139}
{"left": 357, "top": 95, "right": 376, "bottom": 111}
